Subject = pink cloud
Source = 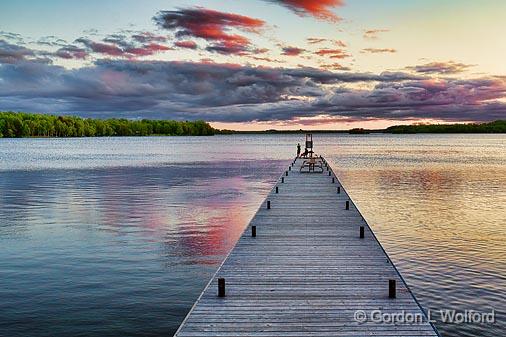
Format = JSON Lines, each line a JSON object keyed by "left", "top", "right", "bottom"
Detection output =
{"left": 125, "top": 43, "right": 173, "bottom": 56}
{"left": 55, "top": 46, "right": 88, "bottom": 60}
{"left": 175, "top": 40, "right": 198, "bottom": 49}
{"left": 154, "top": 8, "right": 265, "bottom": 55}
{"left": 270, "top": 0, "right": 344, "bottom": 22}
{"left": 76, "top": 38, "right": 172, "bottom": 58}
{"left": 315, "top": 48, "right": 350, "bottom": 59}
{"left": 282, "top": 46, "right": 305, "bottom": 56}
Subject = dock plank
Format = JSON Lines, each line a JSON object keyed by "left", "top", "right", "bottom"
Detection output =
{"left": 175, "top": 157, "right": 439, "bottom": 337}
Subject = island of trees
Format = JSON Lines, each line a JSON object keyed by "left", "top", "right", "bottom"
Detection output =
{"left": 0, "top": 112, "right": 215, "bottom": 137}
{"left": 384, "top": 120, "right": 506, "bottom": 134}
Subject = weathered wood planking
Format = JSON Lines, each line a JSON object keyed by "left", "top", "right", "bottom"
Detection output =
{"left": 175, "top": 157, "right": 440, "bottom": 337}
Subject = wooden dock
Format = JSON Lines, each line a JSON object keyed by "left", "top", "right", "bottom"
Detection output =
{"left": 175, "top": 157, "right": 440, "bottom": 337}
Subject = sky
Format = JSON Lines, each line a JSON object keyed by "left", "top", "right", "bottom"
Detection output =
{"left": 1, "top": 0, "right": 505, "bottom": 130}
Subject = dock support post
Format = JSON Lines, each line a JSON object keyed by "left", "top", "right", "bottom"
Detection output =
{"left": 345, "top": 200, "right": 350, "bottom": 210}
{"left": 252, "top": 226, "right": 256, "bottom": 237}
{"left": 275, "top": 186, "right": 279, "bottom": 193}
{"left": 267, "top": 200, "right": 271, "bottom": 209}
{"left": 289, "top": 166, "right": 291, "bottom": 171}
{"left": 332, "top": 177, "right": 335, "bottom": 183}
{"left": 218, "top": 278, "right": 226, "bottom": 297}
{"left": 337, "top": 186, "right": 340, "bottom": 194}
{"left": 328, "top": 171, "right": 331, "bottom": 176}
{"left": 281, "top": 177, "right": 284, "bottom": 183}
{"left": 389, "top": 279, "right": 396, "bottom": 298}
{"left": 360, "top": 226, "right": 364, "bottom": 238}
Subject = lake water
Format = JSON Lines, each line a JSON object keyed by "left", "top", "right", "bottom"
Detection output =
{"left": 0, "top": 135, "right": 504, "bottom": 337}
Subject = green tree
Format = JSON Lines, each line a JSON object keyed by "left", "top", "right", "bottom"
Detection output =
{"left": 0, "top": 111, "right": 218, "bottom": 137}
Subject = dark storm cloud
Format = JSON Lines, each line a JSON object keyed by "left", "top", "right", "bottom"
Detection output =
{"left": 1, "top": 56, "right": 505, "bottom": 123}
{"left": 283, "top": 68, "right": 423, "bottom": 84}
{"left": 310, "top": 77, "right": 506, "bottom": 122}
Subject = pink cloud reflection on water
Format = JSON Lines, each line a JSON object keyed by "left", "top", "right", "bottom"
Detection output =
{"left": 86, "top": 166, "right": 275, "bottom": 267}
{"left": 168, "top": 176, "right": 267, "bottom": 265}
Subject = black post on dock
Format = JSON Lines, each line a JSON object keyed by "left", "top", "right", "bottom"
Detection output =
{"left": 360, "top": 226, "right": 364, "bottom": 238}
{"left": 345, "top": 200, "right": 350, "bottom": 210}
{"left": 337, "top": 186, "right": 340, "bottom": 194}
{"left": 332, "top": 177, "right": 335, "bottom": 183}
{"left": 275, "top": 186, "right": 279, "bottom": 193}
{"left": 285, "top": 171, "right": 288, "bottom": 176}
{"left": 389, "top": 279, "right": 396, "bottom": 298}
{"left": 218, "top": 278, "right": 226, "bottom": 297}
{"left": 281, "top": 177, "right": 284, "bottom": 183}
{"left": 267, "top": 200, "right": 271, "bottom": 209}
{"left": 252, "top": 225, "right": 256, "bottom": 237}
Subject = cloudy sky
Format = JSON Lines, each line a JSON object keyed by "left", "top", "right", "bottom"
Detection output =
{"left": 1, "top": 0, "right": 505, "bottom": 130}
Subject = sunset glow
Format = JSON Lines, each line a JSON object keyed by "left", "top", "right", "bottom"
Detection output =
{"left": 1, "top": 0, "right": 505, "bottom": 130}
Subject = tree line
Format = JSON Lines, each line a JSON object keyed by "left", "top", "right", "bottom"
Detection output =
{"left": 385, "top": 120, "right": 506, "bottom": 134}
{"left": 0, "top": 112, "right": 216, "bottom": 137}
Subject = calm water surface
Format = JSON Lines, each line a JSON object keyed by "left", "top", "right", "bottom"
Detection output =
{"left": 0, "top": 135, "right": 504, "bottom": 337}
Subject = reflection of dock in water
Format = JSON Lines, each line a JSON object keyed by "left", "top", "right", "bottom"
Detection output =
{"left": 175, "top": 153, "right": 440, "bottom": 337}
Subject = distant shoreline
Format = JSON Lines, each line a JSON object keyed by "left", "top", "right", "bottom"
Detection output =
{"left": 1, "top": 112, "right": 504, "bottom": 137}
{"left": 218, "top": 120, "right": 506, "bottom": 134}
